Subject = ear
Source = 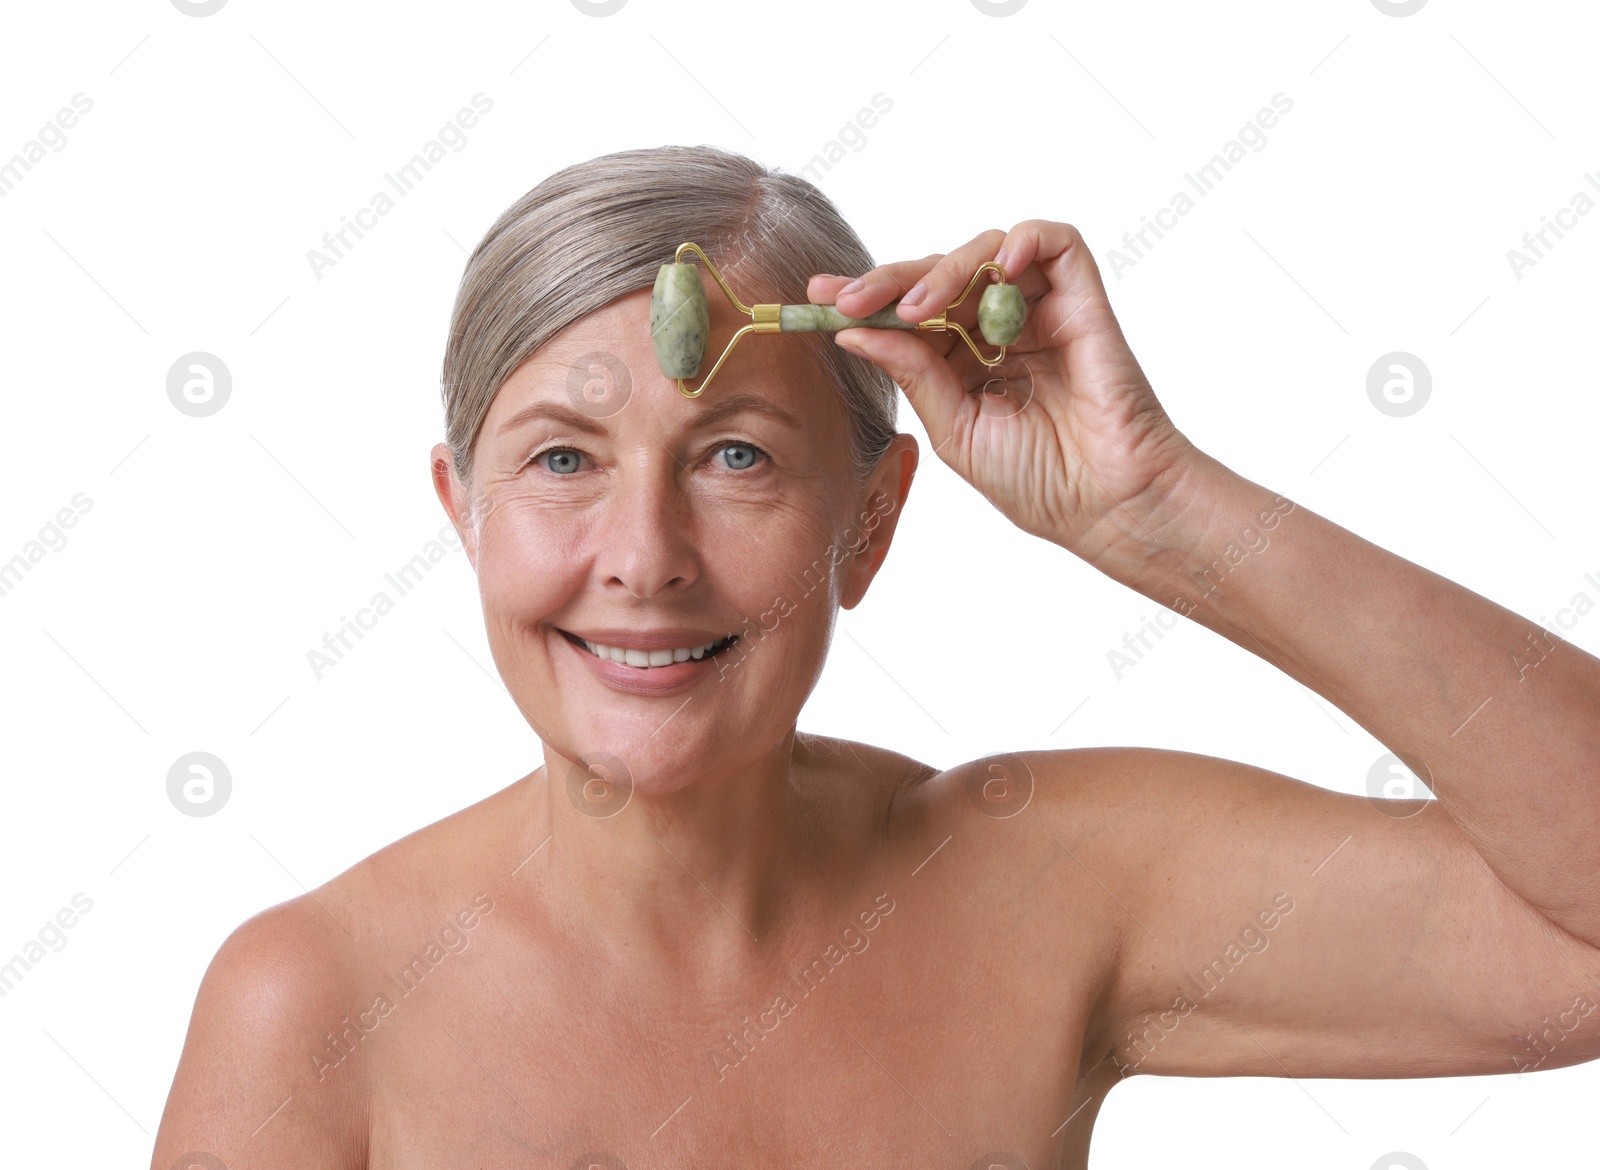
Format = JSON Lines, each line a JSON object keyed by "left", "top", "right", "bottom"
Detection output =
{"left": 840, "top": 433, "right": 918, "bottom": 611}
{"left": 431, "top": 443, "right": 480, "bottom": 571}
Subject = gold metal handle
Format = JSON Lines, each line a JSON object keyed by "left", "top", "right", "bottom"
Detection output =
{"left": 670, "top": 243, "right": 1011, "bottom": 399}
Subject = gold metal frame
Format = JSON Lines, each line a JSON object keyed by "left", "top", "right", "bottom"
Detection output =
{"left": 671, "top": 241, "right": 1009, "bottom": 398}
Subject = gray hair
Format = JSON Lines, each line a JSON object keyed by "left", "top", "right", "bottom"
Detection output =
{"left": 438, "top": 143, "right": 899, "bottom": 492}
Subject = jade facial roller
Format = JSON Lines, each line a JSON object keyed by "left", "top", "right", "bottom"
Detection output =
{"left": 651, "top": 240, "right": 1027, "bottom": 398}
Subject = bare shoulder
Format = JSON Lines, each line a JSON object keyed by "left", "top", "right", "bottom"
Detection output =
{"left": 906, "top": 742, "right": 1364, "bottom": 882}
{"left": 151, "top": 893, "right": 369, "bottom": 1168}
{"left": 152, "top": 774, "right": 533, "bottom": 1169}
{"left": 331, "top": 769, "right": 536, "bottom": 902}
{"left": 868, "top": 746, "right": 1172, "bottom": 1065}
{"left": 797, "top": 739, "right": 1150, "bottom": 843}
{"left": 778, "top": 732, "right": 1145, "bottom": 829}
{"left": 901, "top": 743, "right": 1153, "bottom": 825}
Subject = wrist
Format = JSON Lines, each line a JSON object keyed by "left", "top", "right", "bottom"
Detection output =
{"left": 1077, "top": 448, "right": 1259, "bottom": 605}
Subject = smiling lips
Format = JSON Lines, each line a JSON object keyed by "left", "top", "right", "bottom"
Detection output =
{"left": 558, "top": 627, "right": 740, "bottom": 669}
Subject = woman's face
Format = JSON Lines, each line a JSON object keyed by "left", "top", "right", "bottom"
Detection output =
{"left": 432, "top": 274, "right": 916, "bottom": 798}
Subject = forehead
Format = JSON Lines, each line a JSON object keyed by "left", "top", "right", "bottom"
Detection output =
{"left": 486, "top": 269, "right": 843, "bottom": 437}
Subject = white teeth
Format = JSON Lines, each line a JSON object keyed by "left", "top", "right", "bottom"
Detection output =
{"left": 579, "top": 635, "right": 726, "bottom": 667}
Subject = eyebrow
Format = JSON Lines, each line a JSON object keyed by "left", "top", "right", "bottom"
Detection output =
{"left": 497, "top": 389, "right": 804, "bottom": 437}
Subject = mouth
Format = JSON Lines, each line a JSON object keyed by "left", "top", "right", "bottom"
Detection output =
{"left": 557, "top": 628, "right": 740, "bottom": 669}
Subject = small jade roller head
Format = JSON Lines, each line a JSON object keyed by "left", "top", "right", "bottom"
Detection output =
{"left": 977, "top": 281, "right": 1026, "bottom": 347}
{"left": 650, "top": 241, "right": 1026, "bottom": 398}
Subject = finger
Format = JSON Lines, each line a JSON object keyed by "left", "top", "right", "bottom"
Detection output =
{"left": 806, "top": 273, "right": 857, "bottom": 303}
{"left": 995, "top": 218, "right": 1088, "bottom": 276}
{"left": 887, "top": 229, "right": 1010, "bottom": 323}
{"left": 994, "top": 220, "right": 1124, "bottom": 349}
{"left": 808, "top": 271, "right": 962, "bottom": 360}
{"left": 829, "top": 253, "right": 946, "bottom": 316}
{"left": 833, "top": 327, "right": 975, "bottom": 465}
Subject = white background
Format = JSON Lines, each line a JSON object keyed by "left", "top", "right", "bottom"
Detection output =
{"left": 2, "top": 1, "right": 1597, "bottom": 1167}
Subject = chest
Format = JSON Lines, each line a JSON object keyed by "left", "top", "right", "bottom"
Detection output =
{"left": 361, "top": 880, "right": 1101, "bottom": 1168}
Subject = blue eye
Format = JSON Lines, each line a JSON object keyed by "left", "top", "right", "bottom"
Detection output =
{"left": 715, "top": 441, "right": 766, "bottom": 471}
{"left": 532, "top": 447, "right": 585, "bottom": 475}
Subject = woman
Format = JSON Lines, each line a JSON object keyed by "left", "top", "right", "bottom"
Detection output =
{"left": 151, "top": 144, "right": 1600, "bottom": 1169}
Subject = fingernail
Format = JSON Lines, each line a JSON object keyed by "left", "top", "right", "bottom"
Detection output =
{"left": 993, "top": 248, "right": 1008, "bottom": 270}
{"left": 839, "top": 278, "right": 864, "bottom": 297}
{"left": 900, "top": 282, "right": 927, "bottom": 307}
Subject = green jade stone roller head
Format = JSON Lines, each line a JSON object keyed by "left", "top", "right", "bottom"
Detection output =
{"left": 651, "top": 241, "right": 1027, "bottom": 397}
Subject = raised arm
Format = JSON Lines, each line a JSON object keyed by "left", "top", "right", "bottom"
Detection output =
{"left": 822, "top": 217, "right": 1600, "bottom": 1080}
{"left": 1065, "top": 447, "right": 1600, "bottom": 1077}
{"left": 1095, "top": 449, "right": 1600, "bottom": 949}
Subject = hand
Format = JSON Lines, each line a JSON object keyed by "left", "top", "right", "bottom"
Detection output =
{"left": 812, "top": 221, "right": 1200, "bottom": 563}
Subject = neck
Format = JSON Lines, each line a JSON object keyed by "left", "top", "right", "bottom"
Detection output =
{"left": 530, "top": 726, "right": 818, "bottom": 972}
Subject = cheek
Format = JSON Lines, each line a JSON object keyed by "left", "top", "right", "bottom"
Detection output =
{"left": 476, "top": 505, "right": 590, "bottom": 612}
{"left": 747, "top": 503, "right": 836, "bottom": 570}
{"left": 746, "top": 516, "right": 851, "bottom": 628}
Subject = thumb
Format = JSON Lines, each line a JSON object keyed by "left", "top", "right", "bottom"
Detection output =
{"left": 834, "top": 327, "right": 975, "bottom": 463}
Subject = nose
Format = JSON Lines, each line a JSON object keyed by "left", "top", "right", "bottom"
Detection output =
{"left": 594, "top": 452, "right": 701, "bottom": 598}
